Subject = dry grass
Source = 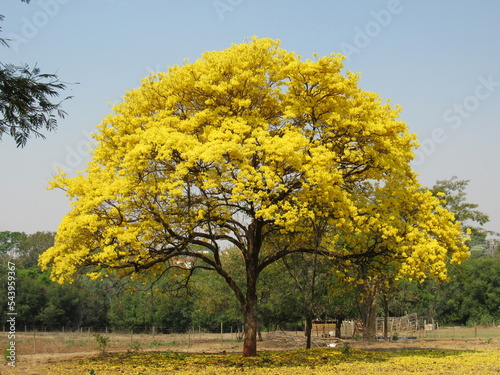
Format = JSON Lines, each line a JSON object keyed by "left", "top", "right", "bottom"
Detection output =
{"left": 3, "top": 326, "right": 500, "bottom": 374}
{"left": 8, "top": 325, "right": 500, "bottom": 355}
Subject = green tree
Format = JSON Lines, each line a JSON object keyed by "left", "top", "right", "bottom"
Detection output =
{"left": 437, "top": 256, "right": 500, "bottom": 325}
{"left": 17, "top": 231, "right": 55, "bottom": 267}
{"left": 0, "top": 230, "right": 109, "bottom": 329}
{"left": 0, "top": 1, "right": 70, "bottom": 147}
{"left": 388, "top": 278, "right": 441, "bottom": 318}
{"left": 431, "top": 176, "right": 491, "bottom": 237}
{"left": 106, "top": 267, "right": 196, "bottom": 333}
{"left": 257, "top": 256, "right": 305, "bottom": 332}
{"left": 68, "top": 275, "right": 110, "bottom": 328}
{"left": 108, "top": 290, "right": 150, "bottom": 331}
{"left": 154, "top": 294, "right": 193, "bottom": 333}
{"left": 15, "top": 269, "right": 50, "bottom": 328}
{"left": 277, "top": 252, "right": 329, "bottom": 347}
{"left": 189, "top": 254, "right": 242, "bottom": 332}
{"left": 260, "top": 252, "right": 358, "bottom": 340}
{"left": 0, "top": 231, "right": 27, "bottom": 257}
{"left": 13, "top": 268, "right": 101, "bottom": 329}
{"left": 388, "top": 255, "right": 500, "bottom": 327}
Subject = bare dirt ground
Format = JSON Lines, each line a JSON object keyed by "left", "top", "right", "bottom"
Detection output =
{"left": 2, "top": 327, "right": 500, "bottom": 374}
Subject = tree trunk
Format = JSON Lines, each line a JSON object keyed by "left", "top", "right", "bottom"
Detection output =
{"left": 362, "top": 295, "right": 377, "bottom": 340}
{"left": 305, "top": 235, "right": 319, "bottom": 350}
{"left": 305, "top": 314, "right": 313, "bottom": 349}
{"left": 242, "top": 287, "right": 258, "bottom": 357}
{"left": 335, "top": 317, "right": 343, "bottom": 339}
{"left": 383, "top": 295, "right": 389, "bottom": 340}
{"left": 241, "top": 220, "right": 262, "bottom": 357}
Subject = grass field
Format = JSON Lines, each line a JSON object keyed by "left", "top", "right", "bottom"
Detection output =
{"left": 7, "top": 346, "right": 500, "bottom": 375}
{"left": 3, "top": 326, "right": 500, "bottom": 374}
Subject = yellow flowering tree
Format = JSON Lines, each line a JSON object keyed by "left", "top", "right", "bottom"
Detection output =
{"left": 39, "top": 38, "right": 467, "bottom": 356}
{"left": 333, "top": 182, "right": 470, "bottom": 338}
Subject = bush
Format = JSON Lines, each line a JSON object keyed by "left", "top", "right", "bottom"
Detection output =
{"left": 93, "top": 333, "right": 110, "bottom": 353}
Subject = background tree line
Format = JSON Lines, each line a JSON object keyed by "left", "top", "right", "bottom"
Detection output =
{"left": 1, "top": 225, "right": 499, "bottom": 333}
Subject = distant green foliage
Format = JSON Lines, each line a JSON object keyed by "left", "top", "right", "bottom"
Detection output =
{"left": 441, "top": 256, "right": 500, "bottom": 325}
{"left": 1, "top": 227, "right": 499, "bottom": 335}
{"left": 390, "top": 255, "right": 500, "bottom": 325}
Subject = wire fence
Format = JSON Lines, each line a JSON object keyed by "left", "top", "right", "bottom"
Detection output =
{"left": 2, "top": 323, "right": 247, "bottom": 338}
{"left": 4, "top": 324, "right": 500, "bottom": 357}
{"left": 4, "top": 320, "right": 499, "bottom": 337}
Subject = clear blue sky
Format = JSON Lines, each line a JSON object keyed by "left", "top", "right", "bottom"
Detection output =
{"left": 1, "top": 0, "right": 499, "bottom": 235}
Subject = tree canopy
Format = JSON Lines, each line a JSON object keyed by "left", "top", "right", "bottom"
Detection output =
{"left": 431, "top": 176, "right": 490, "bottom": 238}
{"left": 40, "top": 38, "right": 468, "bottom": 356}
{"left": 0, "top": 1, "right": 70, "bottom": 147}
